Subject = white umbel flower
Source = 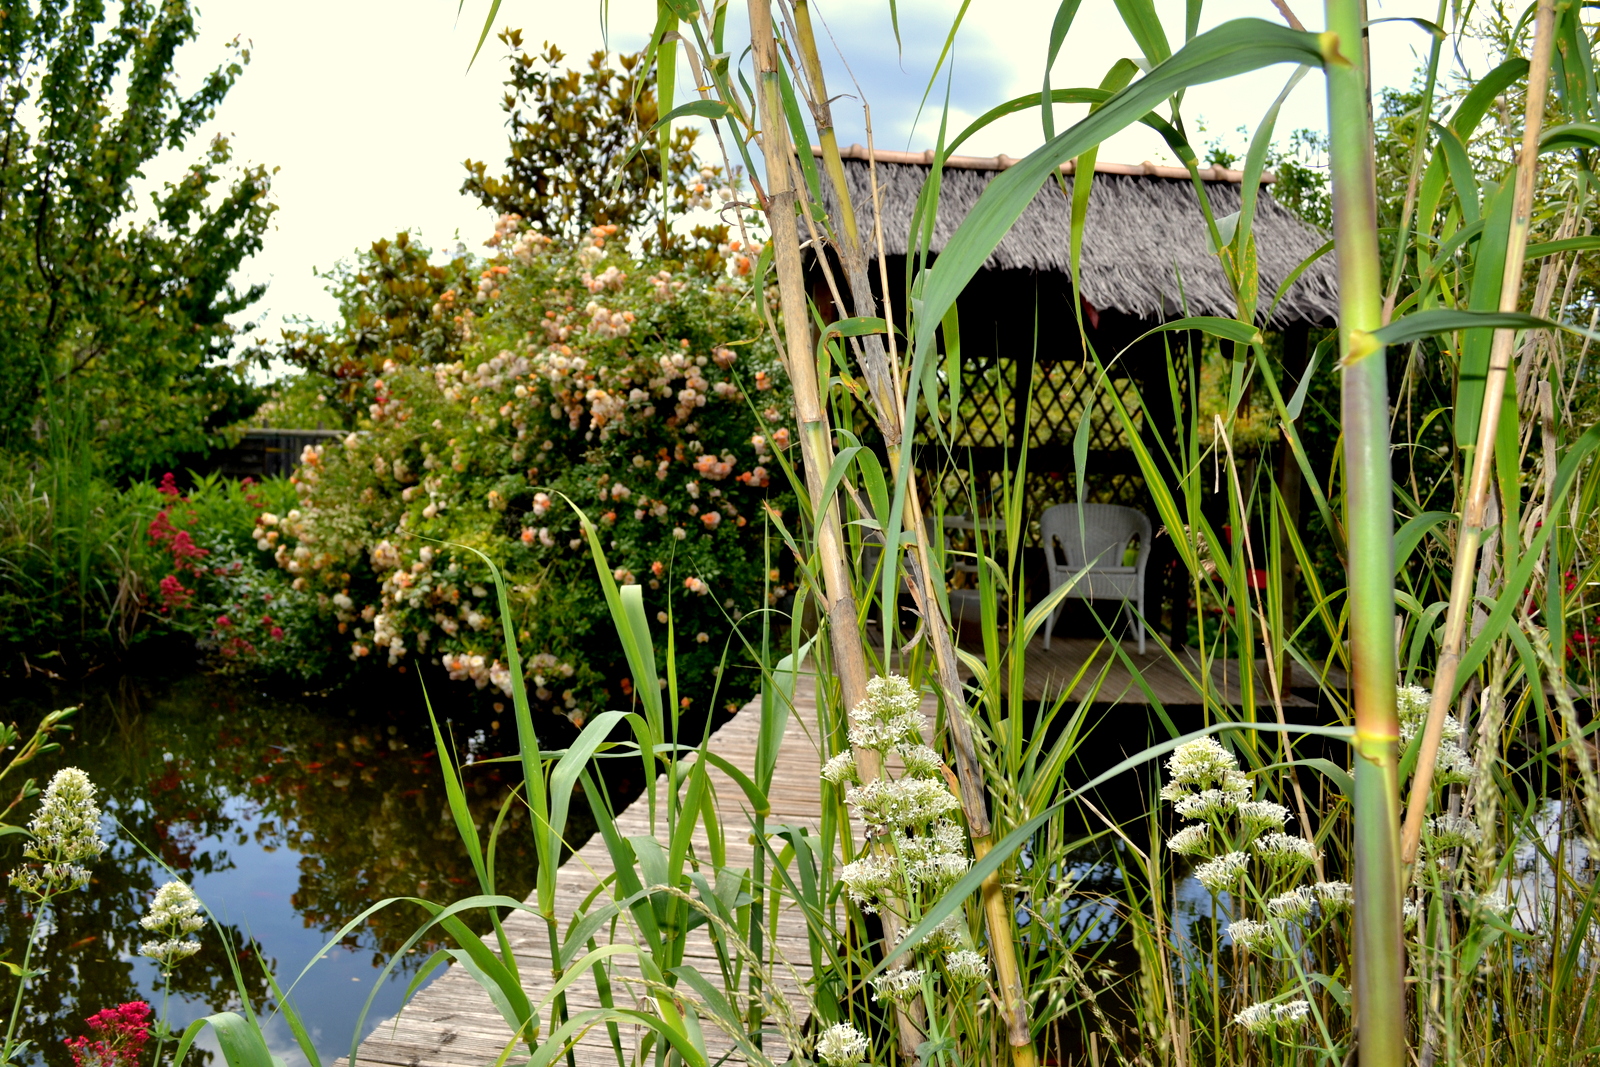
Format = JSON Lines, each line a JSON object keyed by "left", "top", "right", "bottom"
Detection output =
{"left": 1253, "top": 832, "right": 1319, "bottom": 870}
{"left": 870, "top": 967, "right": 926, "bottom": 1004}
{"left": 821, "top": 752, "right": 859, "bottom": 785}
{"left": 1194, "top": 851, "right": 1249, "bottom": 893}
{"left": 1227, "top": 918, "right": 1277, "bottom": 953}
{"left": 1165, "top": 737, "right": 1239, "bottom": 786}
{"left": 140, "top": 937, "right": 202, "bottom": 966}
{"left": 895, "top": 743, "right": 943, "bottom": 778}
{"left": 7, "top": 767, "right": 108, "bottom": 900}
{"left": 140, "top": 879, "right": 206, "bottom": 971}
{"left": 845, "top": 777, "right": 959, "bottom": 831}
{"left": 142, "top": 880, "right": 206, "bottom": 933}
{"left": 1237, "top": 800, "right": 1291, "bottom": 837}
{"left": 1234, "top": 998, "right": 1311, "bottom": 1034}
{"left": 815, "top": 1022, "right": 869, "bottom": 1066}
{"left": 840, "top": 855, "right": 895, "bottom": 911}
{"left": 944, "top": 949, "right": 990, "bottom": 983}
{"left": 1267, "top": 886, "right": 1316, "bottom": 921}
{"left": 1173, "top": 787, "right": 1250, "bottom": 820}
{"left": 1165, "top": 824, "right": 1211, "bottom": 856}
{"left": 848, "top": 675, "right": 925, "bottom": 750}
{"left": 1312, "top": 880, "right": 1353, "bottom": 911}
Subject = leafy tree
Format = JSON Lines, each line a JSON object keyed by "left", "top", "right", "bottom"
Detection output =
{"left": 273, "top": 232, "right": 476, "bottom": 427}
{"left": 0, "top": 0, "right": 276, "bottom": 479}
{"left": 460, "top": 31, "right": 703, "bottom": 251}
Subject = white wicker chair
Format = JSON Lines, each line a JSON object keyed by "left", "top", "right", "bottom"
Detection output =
{"left": 1039, "top": 503, "right": 1153, "bottom": 653}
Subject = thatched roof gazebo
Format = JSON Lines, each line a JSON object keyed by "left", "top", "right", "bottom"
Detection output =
{"left": 807, "top": 145, "right": 1338, "bottom": 646}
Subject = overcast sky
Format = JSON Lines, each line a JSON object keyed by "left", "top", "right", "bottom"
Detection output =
{"left": 155, "top": 0, "right": 1491, "bottom": 359}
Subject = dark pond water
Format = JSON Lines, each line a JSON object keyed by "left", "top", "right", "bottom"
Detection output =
{"left": 1, "top": 670, "right": 561, "bottom": 1067}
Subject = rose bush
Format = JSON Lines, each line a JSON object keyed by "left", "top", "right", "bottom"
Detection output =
{"left": 260, "top": 217, "right": 794, "bottom": 723}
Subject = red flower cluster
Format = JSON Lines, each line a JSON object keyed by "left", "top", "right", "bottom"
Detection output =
{"left": 157, "top": 574, "right": 193, "bottom": 610}
{"left": 64, "top": 1001, "right": 151, "bottom": 1067}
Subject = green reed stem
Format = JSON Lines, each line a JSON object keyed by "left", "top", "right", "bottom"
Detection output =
{"left": 1, "top": 909, "right": 43, "bottom": 1062}
{"left": 1320, "top": 2, "right": 1405, "bottom": 1063}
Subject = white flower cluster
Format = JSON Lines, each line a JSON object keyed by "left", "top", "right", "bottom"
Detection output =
{"left": 140, "top": 879, "right": 207, "bottom": 971}
{"left": 1227, "top": 918, "right": 1278, "bottom": 953}
{"left": 944, "top": 948, "right": 990, "bottom": 982}
{"left": 1233, "top": 999, "right": 1310, "bottom": 1035}
{"left": 814, "top": 1022, "right": 870, "bottom": 1066}
{"left": 1396, "top": 684, "right": 1475, "bottom": 786}
{"left": 1254, "top": 832, "right": 1321, "bottom": 870}
{"left": 845, "top": 778, "right": 961, "bottom": 833}
{"left": 7, "top": 768, "right": 107, "bottom": 900}
{"left": 832, "top": 675, "right": 986, "bottom": 1008}
{"left": 846, "top": 675, "right": 926, "bottom": 752}
{"left": 1194, "top": 851, "right": 1249, "bottom": 893}
{"left": 870, "top": 968, "right": 926, "bottom": 1004}
{"left": 1427, "top": 812, "right": 1482, "bottom": 850}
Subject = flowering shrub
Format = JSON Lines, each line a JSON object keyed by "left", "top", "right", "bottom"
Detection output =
{"left": 260, "top": 218, "right": 792, "bottom": 721}
{"left": 144, "top": 473, "right": 338, "bottom": 680}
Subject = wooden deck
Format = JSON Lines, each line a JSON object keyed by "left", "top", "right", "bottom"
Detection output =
{"left": 996, "top": 636, "right": 1345, "bottom": 707}
{"left": 345, "top": 641, "right": 1341, "bottom": 1065}
{"left": 347, "top": 675, "right": 852, "bottom": 1067}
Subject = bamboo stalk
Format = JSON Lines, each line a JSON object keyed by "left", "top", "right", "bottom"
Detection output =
{"left": 1399, "top": 0, "right": 1556, "bottom": 865}
{"left": 745, "top": 0, "right": 868, "bottom": 717}
{"left": 1321, "top": 1, "right": 1406, "bottom": 1062}
{"left": 745, "top": 4, "right": 937, "bottom": 1058}
{"left": 784, "top": 10, "right": 1036, "bottom": 1059}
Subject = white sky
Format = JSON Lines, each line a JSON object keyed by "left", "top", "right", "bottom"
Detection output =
{"left": 157, "top": 0, "right": 1492, "bottom": 358}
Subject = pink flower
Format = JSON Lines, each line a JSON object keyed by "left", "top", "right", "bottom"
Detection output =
{"left": 157, "top": 473, "right": 181, "bottom": 499}
{"left": 158, "top": 575, "right": 192, "bottom": 611}
{"left": 65, "top": 1001, "right": 151, "bottom": 1067}
{"left": 215, "top": 615, "right": 232, "bottom": 629}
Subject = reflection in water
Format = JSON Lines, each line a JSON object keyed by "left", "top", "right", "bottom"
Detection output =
{"left": 1, "top": 672, "right": 564, "bottom": 1067}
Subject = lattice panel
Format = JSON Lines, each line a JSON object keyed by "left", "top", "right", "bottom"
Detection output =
{"left": 913, "top": 356, "right": 1144, "bottom": 450}
{"left": 1026, "top": 364, "right": 1145, "bottom": 449}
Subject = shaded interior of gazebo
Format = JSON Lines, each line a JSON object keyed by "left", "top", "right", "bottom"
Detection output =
{"left": 807, "top": 146, "right": 1340, "bottom": 651}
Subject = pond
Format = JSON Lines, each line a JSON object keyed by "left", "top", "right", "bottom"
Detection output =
{"left": 1, "top": 670, "right": 572, "bottom": 1067}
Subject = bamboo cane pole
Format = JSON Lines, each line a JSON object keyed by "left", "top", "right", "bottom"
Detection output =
{"left": 745, "top": 0, "right": 868, "bottom": 717}
{"left": 1399, "top": 0, "right": 1556, "bottom": 865}
{"left": 746, "top": 4, "right": 934, "bottom": 1058}
{"left": 1321, "top": 1, "right": 1405, "bottom": 1062}
{"left": 785, "top": 9, "right": 1036, "bottom": 1059}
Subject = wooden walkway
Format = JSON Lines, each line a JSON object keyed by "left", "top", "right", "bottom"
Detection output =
{"left": 348, "top": 675, "right": 848, "bottom": 1067}
{"left": 1004, "top": 636, "right": 1346, "bottom": 707}
{"left": 346, "top": 641, "right": 1341, "bottom": 1066}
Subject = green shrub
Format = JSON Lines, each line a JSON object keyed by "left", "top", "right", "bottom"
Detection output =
{"left": 260, "top": 219, "right": 792, "bottom": 722}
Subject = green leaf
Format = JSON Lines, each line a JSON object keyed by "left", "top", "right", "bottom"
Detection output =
{"left": 656, "top": 99, "right": 732, "bottom": 126}
{"left": 171, "top": 1013, "right": 282, "bottom": 1067}
{"left": 1112, "top": 0, "right": 1172, "bottom": 66}
{"left": 911, "top": 18, "right": 1325, "bottom": 361}
{"left": 1526, "top": 235, "right": 1600, "bottom": 259}
{"left": 1370, "top": 309, "right": 1561, "bottom": 346}
{"left": 1393, "top": 510, "right": 1453, "bottom": 574}
{"left": 1541, "top": 121, "right": 1600, "bottom": 153}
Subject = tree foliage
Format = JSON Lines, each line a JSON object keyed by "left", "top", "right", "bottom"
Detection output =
{"left": 273, "top": 232, "right": 476, "bottom": 427}
{"left": 460, "top": 31, "right": 702, "bottom": 251}
{"left": 0, "top": 0, "right": 276, "bottom": 478}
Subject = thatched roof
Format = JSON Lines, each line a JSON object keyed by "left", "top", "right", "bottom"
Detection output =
{"left": 818, "top": 145, "right": 1339, "bottom": 329}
